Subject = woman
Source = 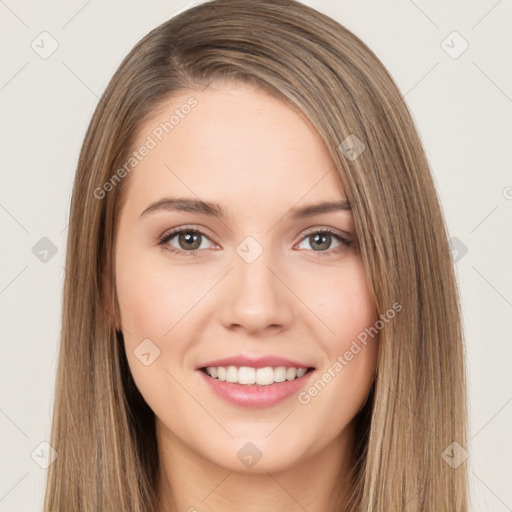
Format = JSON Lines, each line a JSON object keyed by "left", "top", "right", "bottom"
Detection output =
{"left": 44, "top": 0, "right": 469, "bottom": 510}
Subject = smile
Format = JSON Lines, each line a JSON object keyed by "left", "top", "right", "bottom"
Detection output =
{"left": 197, "top": 365, "right": 316, "bottom": 408}
{"left": 202, "top": 365, "right": 311, "bottom": 386}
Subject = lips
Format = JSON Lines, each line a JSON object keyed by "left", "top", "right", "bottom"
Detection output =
{"left": 197, "top": 365, "right": 316, "bottom": 408}
{"left": 195, "top": 354, "right": 316, "bottom": 408}
{"left": 195, "top": 354, "right": 314, "bottom": 370}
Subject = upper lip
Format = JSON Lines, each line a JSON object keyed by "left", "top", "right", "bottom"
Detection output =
{"left": 196, "top": 355, "right": 315, "bottom": 370}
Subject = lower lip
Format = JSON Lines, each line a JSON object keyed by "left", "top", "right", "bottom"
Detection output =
{"left": 197, "top": 369, "right": 315, "bottom": 408}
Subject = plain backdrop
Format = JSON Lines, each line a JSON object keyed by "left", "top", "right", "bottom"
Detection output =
{"left": 0, "top": 1, "right": 511, "bottom": 511}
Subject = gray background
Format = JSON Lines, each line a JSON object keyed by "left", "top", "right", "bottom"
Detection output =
{"left": 0, "top": 0, "right": 511, "bottom": 510}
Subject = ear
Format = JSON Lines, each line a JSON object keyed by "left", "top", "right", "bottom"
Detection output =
{"left": 102, "top": 262, "right": 121, "bottom": 332}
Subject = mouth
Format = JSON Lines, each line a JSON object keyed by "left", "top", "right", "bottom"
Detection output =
{"left": 197, "top": 364, "right": 316, "bottom": 408}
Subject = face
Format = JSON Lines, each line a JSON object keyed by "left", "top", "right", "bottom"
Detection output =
{"left": 113, "top": 81, "right": 378, "bottom": 474}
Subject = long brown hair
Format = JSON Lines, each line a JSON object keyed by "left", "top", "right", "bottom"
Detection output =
{"left": 44, "top": 1, "right": 469, "bottom": 510}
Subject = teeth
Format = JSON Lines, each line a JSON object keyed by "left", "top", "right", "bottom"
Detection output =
{"left": 204, "top": 365, "right": 310, "bottom": 386}
{"left": 225, "top": 366, "right": 238, "bottom": 383}
{"left": 239, "top": 366, "right": 256, "bottom": 385}
{"left": 287, "top": 367, "right": 298, "bottom": 380}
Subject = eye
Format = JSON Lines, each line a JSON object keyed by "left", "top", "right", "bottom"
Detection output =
{"left": 158, "top": 226, "right": 217, "bottom": 257}
{"left": 295, "top": 228, "right": 354, "bottom": 257}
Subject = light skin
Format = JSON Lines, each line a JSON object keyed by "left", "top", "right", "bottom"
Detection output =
{"left": 112, "top": 81, "right": 379, "bottom": 512}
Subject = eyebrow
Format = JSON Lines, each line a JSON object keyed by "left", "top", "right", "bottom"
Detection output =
{"left": 139, "top": 196, "right": 351, "bottom": 220}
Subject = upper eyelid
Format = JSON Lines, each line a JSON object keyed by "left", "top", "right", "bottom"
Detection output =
{"left": 299, "top": 225, "right": 351, "bottom": 238}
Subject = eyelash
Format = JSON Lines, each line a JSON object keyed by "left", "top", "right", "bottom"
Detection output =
{"left": 157, "top": 225, "right": 355, "bottom": 258}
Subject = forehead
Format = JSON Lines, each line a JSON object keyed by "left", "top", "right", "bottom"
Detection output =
{"left": 122, "top": 82, "right": 346, "bottom": 219}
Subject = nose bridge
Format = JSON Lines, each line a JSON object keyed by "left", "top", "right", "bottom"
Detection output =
{"left": 219, "top": 235, "right": 293, "bottom": 332}
{"left": 233, "top": 234, "right": 280, "bottom": 300}
{"left": 234, "top": 234, "right": 267, "bottom": 266}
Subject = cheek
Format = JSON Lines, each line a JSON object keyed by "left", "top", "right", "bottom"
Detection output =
{"left": 116, "top": 269, "right": 170, "bottom": 344}
{"left": 312, "top": 261, "right": 377, "bottom": 344}
{"left": 300, "top": 261, "right": 378, "bottom": 408}
{"left": 114, "top": 245, "right": 220, "bottom": 404}
{"left": 115, "top": 246, "right": 212, "bottom": 339}
{"left": 114, "top": 248, "right": 204, "bottom": 416}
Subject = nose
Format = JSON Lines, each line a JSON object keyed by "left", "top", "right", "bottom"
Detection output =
{"left": 219, "top": 246, "right": 294, "bottom": 335}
